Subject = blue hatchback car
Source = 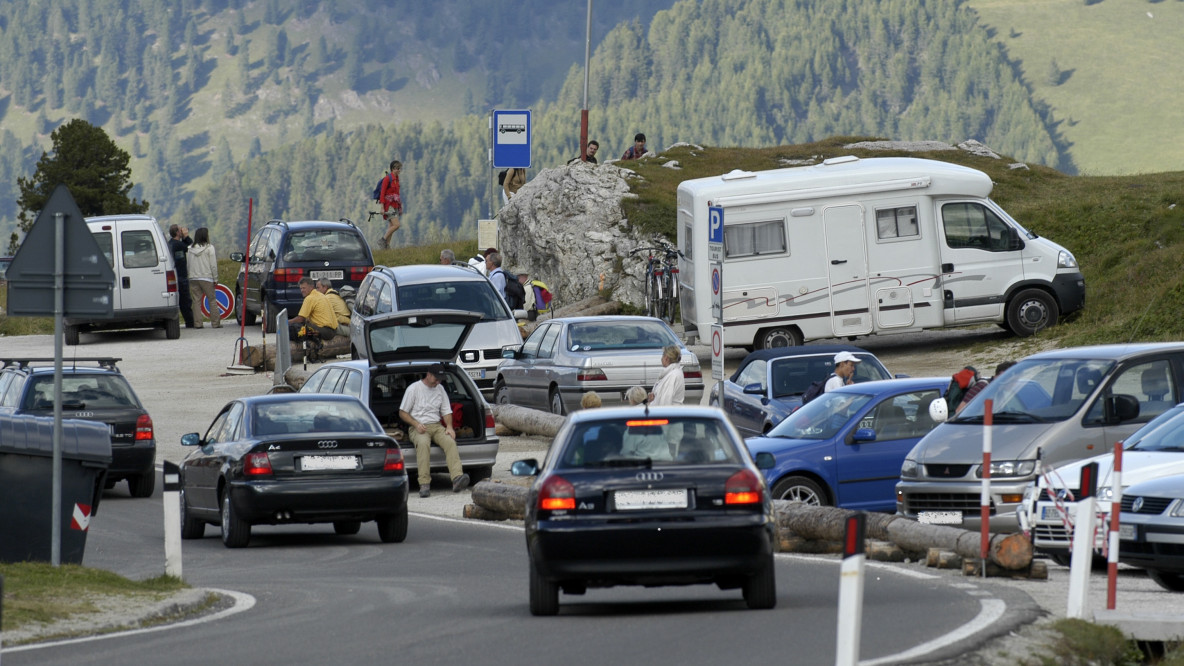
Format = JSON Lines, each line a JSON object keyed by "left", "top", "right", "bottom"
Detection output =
{"left": 745, "top": 377, "right": 947, "bottom": 510}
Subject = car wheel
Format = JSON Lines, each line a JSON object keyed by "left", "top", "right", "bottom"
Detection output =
{"left": 333, "top": 520, "right": 362, "bottom": 535}
{"left": 494, "top": 381, "right": 511, "bottom": 406}
{"left": 179, "top": 487, "right": 205, "bottom": 540}
{"left": 65, "top": 324, "right": 80, "bottom": 346}
{"left": 1147, "top": 569, "right": 1184, "bottom": 592}
{"left": 469, "top": 465, "right": 493, "bottom": 484}
{"left": 549, "top": 387, "right": 566, "bottom": 416}
{"left": 755, "top": 326, "right": 802, "bottom": 350}
{"left": 742, "top": 554, "right": 777, "bottom": 609}
{"left": 164, "top": 316, "right": 181, "bottom": 340}
{"left": 263, "top": 300, "right": 280, "bottom": 333}
{"left": 1006, "top": 289, "right": 1059, "bottom": 337}
{"left": 377, "top": 504, "right": 408, "bottom": 543}
{"left": 220, "top": 491, "right": 251, "bottom": 548}
{"left": 529, "top": 562, "right": 560, "bottom": 616}
{"left": 1049, "top": 552, "right": 1072, "bottom": 567}
{"left": 128, "top": 471, "right": 155, "bottom": 498}
{"left": 771, "top": 476, "right": 827, "bottom": 505}
{"left": 239, "top": 295, "right": 257, "bottom": 327}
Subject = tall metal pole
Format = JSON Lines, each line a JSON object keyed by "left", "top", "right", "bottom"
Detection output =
{"left": 52, "top": 211, "right": 65, "bottom": 566}
{"left": 579, "top": 0, "right": 592, "bottom": 160}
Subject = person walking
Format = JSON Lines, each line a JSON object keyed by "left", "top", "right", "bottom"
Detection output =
{"left": 168, "top": 224, "right": 195, "bottom": 328}
{"left": 824, "top": 351, "right": 861, "bottom": 393}
{"left": 188, "top": 227, "right": 221, "bottom": 329}
{"left": 621, "top": 133, "right": 648, "bottom": 161}
{"left": 378, "top": 160, "right": 402, "bottom": 249}
{"left": 648, "top": 345, "right": 686, "bottom": 405}
{"left": 399, "top": 364, "right": 470, "bottom": 498}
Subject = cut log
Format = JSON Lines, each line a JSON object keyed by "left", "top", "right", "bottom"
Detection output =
{"left": 926, "top": 548, "right": 964, "bottom": 570}
{"left": 284, "top": 367, "right": 312, "bottom": 391}
{"left": 962, "top": 558, "right": 1047, "bottom": 579}
{"left": 491, "top": 404, "right": 565, "bottom": 438}
{"left": 240, "top": 337, "right": 352, "bottom": 369}
{"left": 773, "top": 501, "right": 1032, "bottom": 570}
{"left": 866, "top": 540, "right": 905, "bottom": 563}
{"left": 779, "top": 535, "right": 843, "bottom": 555}
{"left": 470, "top": 480, "right": 529, "bottom": 520}
{"left": 463, "top": 504, "right": 511, "bottom": 521}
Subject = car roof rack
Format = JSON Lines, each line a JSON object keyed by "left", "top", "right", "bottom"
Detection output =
{"left": 1, "top": 357, "right": 123, "bottom": 372}
{"left": 337, "top": 218, "right": 358, "bottom": 228}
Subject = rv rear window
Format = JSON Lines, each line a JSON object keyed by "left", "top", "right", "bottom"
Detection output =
{"left": 876, "top": 206, "right": 919, "bottom": 240}
{"left": 724, "top": 219, "right": 786, "bottom": 258}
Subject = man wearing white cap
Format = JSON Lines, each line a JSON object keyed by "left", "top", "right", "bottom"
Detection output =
{"left": 824, "top": 351, "right": 862, "bottom": 393}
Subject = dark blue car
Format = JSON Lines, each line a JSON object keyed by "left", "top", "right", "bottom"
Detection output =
{"left": 745, "top": 377, "right": 947, "bottom": 510}
{"left": 709, "top": 344, "right": 895, "bottom": 438}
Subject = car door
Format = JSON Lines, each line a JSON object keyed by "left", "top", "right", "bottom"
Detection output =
{"left": 726, "top": 359, "right": 767, "bottom": 437}
{"left": 505, "top": 323, "right": 549, "bottom": 408}
{"left": 1083, "top": 357, "right": 1181, "bottom": 460}
{"left": 938, "top": 201, "right": 1024, "bottom": 323}
{"left": 184, "top": 404, "right": 235, "bottom": 513}
{"left": 836, "top": 388, "right": 942, "bottom": 511}
{"left": 116, "top": 226, "right": 168, "bottom": 311}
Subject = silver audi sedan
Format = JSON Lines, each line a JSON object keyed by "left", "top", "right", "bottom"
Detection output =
{"left": 494, "top": 315, "right": 704, "bottom": 415}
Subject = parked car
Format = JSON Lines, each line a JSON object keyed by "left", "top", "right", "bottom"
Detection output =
{"left": 66, "top": 215, "right": 181, "bottom": 345}
{"left": 178, "top": 393, "right": 408, "bottom": 548}
{"left": 230, "top": 219, "right": 374, "bottom": 330}
{"left": 709, "top": 344, "right": 896, "bottom": 437}
{"left": 301, "top": 309, "right": 499, "bottom": 484}
{"left": 745, "top": 378, "right": 946, "bottom": 509}
{"left": 0, "top": 357, "right": 156, "bottom": 497}
{"left": 1119, "top": 474, "right": 1184, "bottom": 591}
{"left": 350, "top": 264, "right": 520, "bottom": 396}
{"left": 897, "top": 343, "right": 1184, "bottom": 532}
{"left": 495, "top": 315, "right": 704, "bottom": 415}
{"left": 512, "top": 405, "right": 778, "bottom": 615}
{"left": 1024, "top": 403, "right": 1184, "bottom": 563}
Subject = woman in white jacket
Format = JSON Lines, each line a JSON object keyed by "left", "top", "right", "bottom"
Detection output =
{"left": 188, "top": 227, "right": 221, "bottom": 328}
{"left": 649, "top": 345, "right": 685, "bottom": 406}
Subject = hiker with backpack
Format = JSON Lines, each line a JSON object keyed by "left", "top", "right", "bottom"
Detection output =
{"left": 373, "top": 160, "right": 402, "bottom": 249}
{"left": 953, "top": 360, "right": 1016, "bottom": 415}
{"left": 825, "top": 351, "right": 862, "bottom": 393}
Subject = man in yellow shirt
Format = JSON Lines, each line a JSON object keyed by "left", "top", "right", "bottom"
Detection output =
{"left": 316, "top": 277, "right": 352, "bottom": 337}
{"left": 289, "top": 277, "right": 338, "bottom": 341}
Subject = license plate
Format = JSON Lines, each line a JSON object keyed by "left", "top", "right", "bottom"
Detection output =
{"left": 1040, "top": 504, "right": 1063, "bottom": 521}
{"left": 301, "top": 455, "right": 358, "bottom": 471}
{"left": 467, "top": 369, "right": 486, "bottom": 379}
{"left": 918, "top": 510, "right": 963, "bottom": 525}
{"left": 310, "top": 270, "right": 343, "bottom": 280}
{"left": 1119, "top": 524, "right": 1135, "bottom": 541}
{"left": 615, "top": 489, "right": 688, "bottom": 511}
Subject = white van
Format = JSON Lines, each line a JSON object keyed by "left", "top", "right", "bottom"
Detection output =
{"left": 65, "top": 215, "right": 181, "bottom": 345}
{"left": 676, "top": 156, "right": 1085, "bottom": 349}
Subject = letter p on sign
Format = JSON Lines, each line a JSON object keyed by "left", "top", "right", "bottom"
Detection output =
{"left": 708, "top": 206, "right": 724, "bottom": 244}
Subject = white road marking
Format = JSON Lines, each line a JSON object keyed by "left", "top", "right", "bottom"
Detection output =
{"left": 860, "top": 599, "right": 1007, "bottom": 666}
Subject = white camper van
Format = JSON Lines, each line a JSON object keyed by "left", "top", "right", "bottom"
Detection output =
{"left": 676, "top": 156, "right": 1085, "bottom": 349}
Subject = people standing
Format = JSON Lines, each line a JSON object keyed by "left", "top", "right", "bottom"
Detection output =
{"left": 621, "top": 133, "right": 648, "bottom": 161}
{"left": 399, "top": 364, "right": 470, "bottom": 498}
{"left": 824, "top": 351, "right": 861, "bottom": 393}
{"left": 648, "top": 345, "right": 686, "bottom": 405}
{"left": 168, "top": 224, "right": 195, "bottom": 328}
{"left": 568, "top": 140, "right": 599, "bottom": 165}
{"left": 440, "top": 249, "right": 455, "bottom": 265}
{"left": 502, "top": 168, "right": 527, "bottom": 202}
{"left": 486, "top": 252, "right": 508, "bottom": 301}
{"left": 315, "top": 277, "right": 352, "bottom": 337}
{"left": 379, "top": 160, "right": 402, "bottom": 249}
{"left": 188, "top": 227, "right": 221, "bottom": 329}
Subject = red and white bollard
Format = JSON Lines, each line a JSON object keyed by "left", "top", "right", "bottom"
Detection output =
{"left": 835, "top": 513, "right": 866, "bottom": 666}
{"left": 1107, "top": 441, "right": 1123, "bottom": 610}
{"left": 980, "top": 399, "right": 993, "bottom": 576}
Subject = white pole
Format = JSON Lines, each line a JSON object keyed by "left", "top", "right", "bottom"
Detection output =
{"left": 1066, "top": 496, "right": 1096, "bottom": 618}
{"left": 162, "top": 462, "right": 182, "bottom": 579}
{"left": 835, "top": 514, "right": 866, "bottom": 666}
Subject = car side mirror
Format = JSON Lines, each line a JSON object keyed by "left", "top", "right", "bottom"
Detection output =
{"left": 512, "top": 309, "right": 529, "bottom": 320}
{"left": 753, "top": 451, "right": 775, "bottom": 470}
{"left": 501, "top": 345, "right": 521, "bottom": 360}
{"left": 181, "top": 432, "right": 201, "bottom": 447}
{"left": 851, "top": 427, "right": 876, "bottom": 443}
{"left": 743, "top": 382, "right": 764, "bottom": 395}
{"left": 1007, "top": 227, "right": 1025, "bottom": 251}
{"left": 229, "top": 252, "right": 244, "bottom": 262}
{"left": 511, "top": 459, "right": 539, "bottom": 476}
{"left": 1107, "top": 394, "right": 1140, "bottom": 424}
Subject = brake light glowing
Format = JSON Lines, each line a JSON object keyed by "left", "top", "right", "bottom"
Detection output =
{"left": 274, "top": 268, "right": 304, "bottom": 283}
{"left": 539, "top": 475, "right": 575, "bottom": 511}
{"left": 244, "top": 452, "right": 273, "bottom": 476}
{"left": 383, "top": 448, "right": 404, "bottom": 471}
{"left": 577, "top": 368, "right": 607, "bottom": 381}
{"left": 166, "top": 270, "right": 177, "bottom": 293}
{"left": 626, "top": 419, "right": 669, "bottom": 427}
{"left": 682, "top": 368, "right": 702, "bottom": 379}
{"left": 135, "top": 414, "right": 154, "bottom": 441}
{"left": 725, "top": 469, "right": 764, "bottom": 505}
{"left": 350, "top": 266, "right": 372, "bottom": 280}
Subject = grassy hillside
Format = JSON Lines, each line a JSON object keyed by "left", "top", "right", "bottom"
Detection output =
{"left": 968, "top": 0, "right": 1184, "bottom": 175}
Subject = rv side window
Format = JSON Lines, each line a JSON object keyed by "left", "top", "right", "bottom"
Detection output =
{"left": 941, "top": 203, "right": 1013, "bottom": 252}
{"left": 725, "top": 219, "right": 786, "bottom": 258}
{"left": 876, "top": 206, "right": 919, "bottom": 240}
{"left": 683, "top": 223, "right": 693, "bottom": 260}
{"left": 121, "top": 230, "right": 159, "bottom": 269}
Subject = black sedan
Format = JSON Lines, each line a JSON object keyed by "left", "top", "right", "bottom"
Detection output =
{"left": 179, "top": 394, "right": 409, "bottom": 548}
{"left": 512, "top": 405, "right": 778, "bottom": 615}
{"left": 1119, "top": 474, "right": 1184, "bottom": 591}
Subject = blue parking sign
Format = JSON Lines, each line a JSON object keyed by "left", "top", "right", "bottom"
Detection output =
{"left": 493, "top": 109, "right": 531, "bottom": 169}
{"left": 708, "top": 206, "right": 724, "bottom": 244}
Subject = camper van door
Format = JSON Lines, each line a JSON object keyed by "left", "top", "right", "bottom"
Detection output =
{"left": 936, "top": 200, "right": 1024, "bottom": 322}
{"left": 823, "top": 205, "right": 872, "bottom": 337}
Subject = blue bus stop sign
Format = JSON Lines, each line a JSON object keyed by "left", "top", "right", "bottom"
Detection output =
{"left": 492, "top": 109, "right": 531, "bottom": 169}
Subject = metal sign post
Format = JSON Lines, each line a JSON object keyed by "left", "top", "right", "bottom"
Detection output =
{"left": 708, "top": 206, "right": 725, "bottom": 387}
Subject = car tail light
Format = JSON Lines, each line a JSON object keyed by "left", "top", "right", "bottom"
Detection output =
{"left": 725, "top": 469, "right": 764, "bottom": 505}
{"left": 274, "top": 268, "right": 304, "bottom": 283}
{"left": 484, "top": 410, "right": 496, "bottom": 438}
{"left": 539, "top": 475, "right": 575, "bottom": 511}
{"left": 627, "top": 419, "right": 669, "bottom": 426}
{"left": 577, "top": 368, "right": 607, "bottom": 381}
{"left": 166, "top": 270, "right": 177, "bottom": 293}
{"left": 245, "top": 452, "right": 273, "bottom": 476}
{"left": 383, "top": 448, "right": 404, "bottom": 472}
{"left": 683, "top": 368, "right": 702, "bottom": 380}
{"left": 135, "top": 414, "right": 154, "bottom": 441}
{"left": 350, "top": 266, "right": 372, "bottom": 280}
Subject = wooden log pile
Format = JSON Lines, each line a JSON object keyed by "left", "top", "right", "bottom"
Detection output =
{"left": 490, "top": 404, "right": 565, "bottom": 438}
{"left": 239, "top": 336, "right": 352, "bottom": 370}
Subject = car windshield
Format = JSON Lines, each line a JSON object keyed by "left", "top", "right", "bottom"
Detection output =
{"left": 952, "top": 358, "right": 1115, "bottom": 424}
{"left": 558, "top": 416, "right": 741, "bottom": 467}
{"left": 252, "top": 400, "right": 379, "bottom": 436}
{"left": 25, "top": 374, "right": 140, "bottom": 410}
{"left": 396, "top": 280, "right": 510, "bottom": 320}
{"left": 1126, "top": 406, "right": 1184, "bottom": 452}
{"left": 567, "top": 321, "right": 677, "bottom": 351}
{"left": 767, "top": 391, "right": 874, "bottom": 440}
{"left": 768, "top": 354, "right": 891, "bottom": 398}
{"left": 282, "top": 230, "right": 368, "bottom": 262}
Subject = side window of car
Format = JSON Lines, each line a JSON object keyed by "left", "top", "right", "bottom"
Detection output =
{"left": 358, "top": 276, "right": 378, "bottom": 316}
{"left": 204, "top": 410, "right": 231, "bottom": 445}
{"left": 121, "top": 230, "right": 160, "bottom": 269}
{"left": 320, "top": 368, "right": 346, "bottom": 393}
{"left": 226, "top": 402, "right": 247, "bottom": 441}
{"left": 376, "top": 281, "right": 393, "bottom": 314}
{"left": 301, "top": 369, "right": 328, "bottom": 393}
{"left": 941, "top": 202, "right": 1013, "bottom": 252}
{"left": 537, "top": 324, "right": 562, "bottom": 359}
{"left": 736, "top": 360, "right": 766, "bottom": 389}
{"left": 869, "top": 390, "right": 941, "bottom": 441}
{"left": 520, "top": 324, "right": 549, "bottom": 359}
{"left": 342, "top": 370, "right": 363, "bottom": 399}
{"left": 0, "top": 374, "right": 26, "bottom": 408}
{"left": 1085, "top": 359, "right": 1176, "bottom": 425}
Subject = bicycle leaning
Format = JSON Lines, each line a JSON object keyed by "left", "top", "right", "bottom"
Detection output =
{"left": 630, "top": 244, "right": 683, "bottom": 324}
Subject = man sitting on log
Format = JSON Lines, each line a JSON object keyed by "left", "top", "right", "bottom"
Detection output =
{"left": 289, "top": 277, "right": 338, "bottom": 342}
{"left": 316, "top": 277, "right": 352, "bottom": 337}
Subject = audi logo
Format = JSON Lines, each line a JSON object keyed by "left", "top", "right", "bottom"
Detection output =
{"left": 636, "top": 471, "right": 664, "bottom": 482}
{"left": 316, "top": 441, "right": 339, "bottom": 449}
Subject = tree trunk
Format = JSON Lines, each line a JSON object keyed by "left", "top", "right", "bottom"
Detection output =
{"left": 470, "top": 481, "right": 528, "bottom": 520}
{"left": 284, "top": 367, "right": 311, "bottom": 391}
{"left": 491, "top": 404, "right": 565, "bottom": 438}
{"left": 240, "top": 337, "right": 352, "bottom": 369}
{"left": 463, "top": 503, "right": 511, "bottom": 521}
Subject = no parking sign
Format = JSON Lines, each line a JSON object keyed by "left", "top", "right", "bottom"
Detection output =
{"left": 711, "top": 323, "right": 724, "bottom": 380}
{"left": 199, "top": 283, "right": 235, "bottom": 320}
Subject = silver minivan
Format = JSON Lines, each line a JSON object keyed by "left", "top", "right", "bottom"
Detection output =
{"left": 896, "top": 343, "right": 1184, "bottom": 531}
{"left": 350, "top": 264, "right": 522, "bottom": 396}
{"left": 65, "top": 215, "right": 181, "bottom": 345}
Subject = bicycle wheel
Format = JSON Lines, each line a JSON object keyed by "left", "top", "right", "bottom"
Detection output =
{"left": 662, "top": 270, "right": 677, "bottom": 323}
{"left": 648, "top": 272, "right": 662, "bottom": 318}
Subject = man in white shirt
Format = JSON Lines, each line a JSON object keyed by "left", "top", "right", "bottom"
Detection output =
{"left": 824, "top": 351, "right": 861, "bottom": 393}
{"left": 398, "top": 364, "right": 469, "bottom": 498}
{"left": 649, "top": 345, "right": 686, "bottom": 406}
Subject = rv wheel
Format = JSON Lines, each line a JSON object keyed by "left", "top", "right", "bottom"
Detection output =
{"left": 1006, "top": 289, "right": 1059, "bottom": 337}
{"left": 755, "top": 326, "right": 802, "bottom": 349}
